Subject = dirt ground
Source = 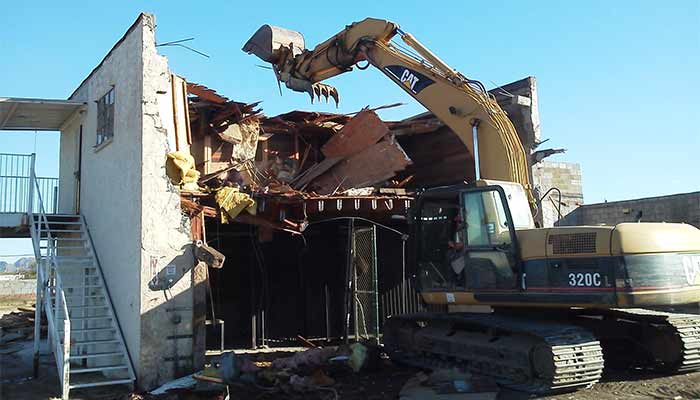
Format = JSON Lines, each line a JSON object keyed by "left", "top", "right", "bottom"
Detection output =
{"left": 3, "top": 304, "right": 700, "bottom": 400}
{"left": 3, "top": 343, "right": 700, "bottom": 399}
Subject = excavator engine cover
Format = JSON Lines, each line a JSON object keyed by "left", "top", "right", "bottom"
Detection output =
{"left": 242, "top": 25, "right": 305, "bottom": 63}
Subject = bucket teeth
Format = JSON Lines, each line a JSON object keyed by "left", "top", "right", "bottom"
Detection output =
{"left": 310, "top": 83, "right": 339, "bottom": 107}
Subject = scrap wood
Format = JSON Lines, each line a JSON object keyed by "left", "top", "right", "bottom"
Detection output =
{"left": 198, "top": 163, "right": 239, "bottom": 184}
{"left": 296, "top": 335, "right": 318, "bottom": 348}
{"left": 181, "top": 198, "right": 217, "bottom": 218}
{"left": 309, "top": 138, "right": 412, "bottom": 195}
{"left": 0, "top": 309, "right": 37, "bottom": 330}
{"left": 320, "top": 109, "right": 389, "bottom": 158}
{"left": 181, "top": 196, "right": 302, "bottom": 234}
{"left": 392, "top": 174, "right": 415, "bottom": 188}
{"left": 291, "top": 156, "right": 343, "bottom": 190}
{"left": 187, "top": 82, "right": 228, "bottom": 104}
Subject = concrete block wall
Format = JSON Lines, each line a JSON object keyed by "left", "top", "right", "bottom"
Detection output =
{"left": 559, "top": 191, "right": 700, "bottom": 228}
{"left": 0, "top": 279, "right": 34, "bottom": 302}
{"left": 491, "top": 76, "right": 541, "bottom": 154}
{"left": 532, "top": 161, "right": 584, "bottom": 227}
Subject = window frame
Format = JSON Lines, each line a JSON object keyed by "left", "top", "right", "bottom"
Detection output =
{"left": 95, "top": 86, "right": 115, "bottom": 149}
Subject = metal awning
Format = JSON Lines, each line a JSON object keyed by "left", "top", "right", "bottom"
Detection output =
{"left": 0, "top": 97, "right": 86, "bottom": 131}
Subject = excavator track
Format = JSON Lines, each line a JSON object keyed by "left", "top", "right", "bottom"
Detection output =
{"left": 575, "top": 308, "right": 700, "bottom": 373}
{"left": 383, "top": 312, "right": 604, "bottom": 394}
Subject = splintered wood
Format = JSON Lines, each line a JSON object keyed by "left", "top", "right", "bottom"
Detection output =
{"left": 303, "top": 110, "right": 412, "bottom": 194}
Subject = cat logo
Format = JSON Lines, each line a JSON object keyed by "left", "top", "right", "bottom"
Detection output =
{"left": 383, "top": 65, "right": 435, "bottom": 95}
{"left": 682, "top": 255, "right": 700, "bottom": 286}
{"left": 400, "top": 69, "right": 420, "bottom": 91}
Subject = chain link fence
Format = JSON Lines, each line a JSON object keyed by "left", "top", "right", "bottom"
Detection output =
{"left": 352, "top": 225, "right": 379, "bottom": 342}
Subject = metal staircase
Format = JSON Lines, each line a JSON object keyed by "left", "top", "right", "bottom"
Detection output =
{"left": 28, "top": 168, "right": 135, "bottom": 398}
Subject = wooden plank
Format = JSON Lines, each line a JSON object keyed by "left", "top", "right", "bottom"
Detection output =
{"left": 171, "top": 75, "right": 190, "bottom": 152}
{"left": 320, "top": 110, "right": 389, "bottom": 158}
{"left": 292, "top": 156, "right": 343, "bottom": 190}
{"left": 310, "top": 138, "right": 412, "bottom": 194}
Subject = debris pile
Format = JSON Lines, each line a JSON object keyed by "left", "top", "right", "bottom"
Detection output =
{"left": 0, "top": 306, "right": 39, "bottom": 335}
{"left": 178, "top": 81, "right": 417, "bottom": 236}
{"left": 399, "top": 369, "right": 498, "bottom": 400}
{"left": 144, "top": 342, "right": 502, "bottom": 399}
{"left": 148, "top": 342, "right": 390, "bottom": 399}
{"left": 0, "top": 306, "right": 44, "bottom": 353}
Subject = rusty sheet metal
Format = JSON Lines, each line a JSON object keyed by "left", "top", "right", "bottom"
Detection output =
{"left": 310, "top": 137, "right": 412, "bottom": 195}
{"left": 320, "top": 110, "right": 388, "bottom": 158}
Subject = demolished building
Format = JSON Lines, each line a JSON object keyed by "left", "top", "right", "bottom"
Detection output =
{"left": 0, "top": 12, "right": 583, "bottom": 398}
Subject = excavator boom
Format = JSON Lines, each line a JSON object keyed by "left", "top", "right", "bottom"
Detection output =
{"left": 243, "top": 18, "right": 700, "bottom": 394}
{"left": 243, "top": 18, "right": 533, "bottom": 201}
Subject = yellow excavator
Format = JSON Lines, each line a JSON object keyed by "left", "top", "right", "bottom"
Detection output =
{"left": 243, "top": 18, "right": 700, "bottom": 394}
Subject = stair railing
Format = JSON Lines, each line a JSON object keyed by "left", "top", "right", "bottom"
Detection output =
{"left": 28, "top": 153, "right": 72, "bottom": 396}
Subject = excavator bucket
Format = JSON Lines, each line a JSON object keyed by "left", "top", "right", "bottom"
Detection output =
{"left": 242, "top": 25, "right": 305, "bottom": 63}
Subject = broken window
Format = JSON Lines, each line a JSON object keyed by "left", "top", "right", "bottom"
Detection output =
{"left": 96, "top": 87, "right": 115, "bottom": 147}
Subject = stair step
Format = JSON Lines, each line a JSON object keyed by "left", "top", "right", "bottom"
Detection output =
{"left": 59, "top": 327, "right": 116, "bottom": 333}
{"left": 52, "top": 296, "right": 105, "bottom": 301}
{"left": 70, "top": 365, "right": 129, "bottom": 374}
{"left": 68, "top": 316, "right": 112, "bottom": 321}
{"left": 69, "top": 378, "right": 133, "bottom": 390}
{"left": 67, "top": 305, "right": 108, "bottom": 310}
{"left": 62, "top": 285, "right": 104, "bottom": 290}
{"left": 34, "top": 220, "right": 83, "bottom": 226}
{"left": 68, "top": 352, "right": 124, "bottom": 360}
{"left": 40, "top": 246, "right": 86, "bottom": 249}
{"left": 49, "top": 238, "right": 87, "bottom": 241}
{"left": 71, "top": 339, "right": 120, "bottom": 346}
{"left": 39, "top": 229, "right": 83, "bottom": 233}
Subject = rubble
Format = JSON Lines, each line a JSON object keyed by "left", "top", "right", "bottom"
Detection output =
{"left": 399, "top": 369, "right": 498, "bottom": 400}
{"left": 0, "top": 306, "right": 43, "bottom": 344}
{"left": 176, "top": 81, "right": 420, "bottom": 238}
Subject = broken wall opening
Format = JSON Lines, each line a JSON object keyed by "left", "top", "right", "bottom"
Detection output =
{"left": 204, "top": 216, "right": 429, "bottom": 350}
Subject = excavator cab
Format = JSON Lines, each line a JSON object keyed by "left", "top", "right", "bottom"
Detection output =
{"left": 413, "top": 181, "right": 531, "bottom": 293}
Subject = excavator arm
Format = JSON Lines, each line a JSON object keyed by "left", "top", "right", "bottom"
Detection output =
{"left": 243, "top": 18, "right": 532, "bottom": 200}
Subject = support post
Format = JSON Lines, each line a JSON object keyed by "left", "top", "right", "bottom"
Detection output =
{"left": 471, "top": 120, "right": 481, "bottom": 180}
{"left": 343, "top": 219, "right": 354, "bottom": 344}
{"left": 62, "top": 318, "right": 71, "bottom": 400}
{"left": 28, "top": 153, "right": 36, "bottom": 215}
{"left": 32, "top": 261, "right": 43, "bottom": 378}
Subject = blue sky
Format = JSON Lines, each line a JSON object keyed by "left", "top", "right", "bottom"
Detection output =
{"left": 1, "top": 1, "right": 699, "bottom": 260}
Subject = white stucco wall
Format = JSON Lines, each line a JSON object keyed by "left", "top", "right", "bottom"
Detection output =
{"left": 58, "top": 13, "right": 195, "bottom": 389}
{"left": 66, "top": 17, "right": 145, "bottom": 376}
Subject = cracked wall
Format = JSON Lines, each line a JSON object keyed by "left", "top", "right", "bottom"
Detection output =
{"left": 59, "top": 13, "right": 196, "bottom": 390}
{"left": 138, "top": 13, "right": 196, "bottom": 389}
